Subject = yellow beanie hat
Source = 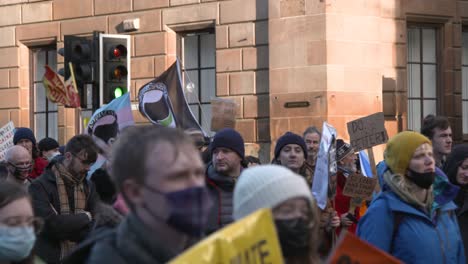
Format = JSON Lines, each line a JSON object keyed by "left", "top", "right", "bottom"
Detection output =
{"left": 384, "top": 131, "right": 431, "bottom": 175}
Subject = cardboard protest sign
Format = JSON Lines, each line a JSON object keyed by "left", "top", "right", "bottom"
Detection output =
{"left": 170, "top": 209, "right": 284, "bottom": 264}
{"left": 347, "top": 112, "right": 388, "bottom": 152}
{"left": 312, "top": 122, "right": 337, "bottom": 210}
{"left": 342, "top": 174, "right": 377, "bottom": 200}
{"left": 0, "top": 122, "right": 15, "bottom": 160}
{"left": 210, "top": 98, "right": 236, "bottom": 131}
{"left": 327, "top": 232, "right": 402, "bottom": 264}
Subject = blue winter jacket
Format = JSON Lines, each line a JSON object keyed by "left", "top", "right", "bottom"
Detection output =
{"left": 357, "top": 190, "right": 466, "bottom": 263}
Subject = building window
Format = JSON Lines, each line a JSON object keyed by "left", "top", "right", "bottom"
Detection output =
{"left": 462, "top": 30, "right": 468, "bottom": 135}
{"left": 407, "top": 25, "right": 438, "bottom": 132}
{"left": 31, "top": 47, "right": 58, "bottom": 140}
{"left": 178, "top": 30, "right": 216, "bottom": 134}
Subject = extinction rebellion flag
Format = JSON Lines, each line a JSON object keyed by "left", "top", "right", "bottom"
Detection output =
{"left": 138, "top": 59, "right": 205, "bottom": 133}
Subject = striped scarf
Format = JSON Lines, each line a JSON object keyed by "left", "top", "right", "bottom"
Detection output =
{"left": 52, "top": 163, "right": 87, "bottom": 260}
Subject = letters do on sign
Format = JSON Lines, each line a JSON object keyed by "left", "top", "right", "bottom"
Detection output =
{"left": 347, "top": 112, "right": 389, "bottom": 152}
{"left": 342, "top": 174, "right": 377, "bottom": 200}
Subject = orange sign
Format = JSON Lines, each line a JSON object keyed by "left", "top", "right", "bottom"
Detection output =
{"left": 327, "top": 232, "right": 402, "bottom": 264}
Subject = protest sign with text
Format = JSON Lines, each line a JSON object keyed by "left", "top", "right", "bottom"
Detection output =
{"left": 327, "top": 232, "right": 402, "bottom": 264}
{"left": 342, "top": 174, "right": 377, "bottom": 200}
{"left": 0, "top": 121, "right": 15, "bottom": 160}
{"left": 169, "top": 209, "right": 283, "bottom": 264}
{"left": 347, "top": 112, "right": 388, "bottom": 152}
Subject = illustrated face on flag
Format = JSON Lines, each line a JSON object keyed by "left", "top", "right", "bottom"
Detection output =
{"left": 87, "top": 110, "right": 119, "bottom": 145}
{"left": 86, "top": 93, "right": 134, "bottom": 178}
{"left": 137, "top": 60, "right": 206, "bottom": 136}
{"left": 138, "top": 82, "right": 176, "bottom": 128}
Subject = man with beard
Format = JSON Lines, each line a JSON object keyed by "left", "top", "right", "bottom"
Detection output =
{"left": 206, "top": 128, "right": 245, "bottom": 234}
{"left": 334, "top": 139, "right": 360, "bottom": 235}
{"left": 303, "top": 126, "right": 321, "bottom": 167}
{"left": 29, "top": 135, "right": 99, "bottom": 263}
{"left": 421, "top": 114, "right": 453, "bottom": 168}
{"left": 5, "top": 145, "right": 33, "bottom": 186}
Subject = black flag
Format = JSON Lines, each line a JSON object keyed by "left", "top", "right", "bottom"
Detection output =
{"left": 138, "top": 60, "right": 205, "bottom": 134}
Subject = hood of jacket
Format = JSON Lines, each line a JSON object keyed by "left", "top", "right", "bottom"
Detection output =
{"left": 378, "top": 161, "right": 459, "bottom": 210}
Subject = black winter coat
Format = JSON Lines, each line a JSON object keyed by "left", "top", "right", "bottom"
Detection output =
{"left": 86, "top": 214, "right": 178, "bottom": 264}
{"left": 28, "top": 161, "right": 96, "bottom": 264}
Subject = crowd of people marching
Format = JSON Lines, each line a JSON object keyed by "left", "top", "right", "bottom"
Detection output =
{"left": 0, "top": 114, "right": 467, "bottom": 263}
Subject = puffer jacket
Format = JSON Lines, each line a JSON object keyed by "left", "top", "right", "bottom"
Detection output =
{"left": 205, "top": 163, "right": 235, "bottom": 234}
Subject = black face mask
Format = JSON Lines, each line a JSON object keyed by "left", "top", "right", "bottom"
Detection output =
{"left": 274, "top": 218, "right": 311, "bottom": 257}
{"left": 407, "top": 169, "right": 435, "bottom": 189}
{"left": 8, "top": 162, "right": 31, "bottom": 180}
{"left": 143, "top": 185, "right": 213, "bottom": 238}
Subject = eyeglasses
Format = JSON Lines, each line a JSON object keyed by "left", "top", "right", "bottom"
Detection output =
{"left": 0, "top": 216, "right": 44, "bottom": 234}
{"left": 71, "top": 153, "right": 95, "bottom": 166}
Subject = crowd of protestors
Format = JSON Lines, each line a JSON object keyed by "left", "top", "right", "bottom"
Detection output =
{"left": 0, "top": 114, "right": 467, "bottom": 263}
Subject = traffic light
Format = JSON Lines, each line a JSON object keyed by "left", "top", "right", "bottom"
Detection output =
{"left": 99, "top": 34, "right": 131, "bottom": 105}
{"left": 58, "top": 35, "right": 98, "bottom": 108}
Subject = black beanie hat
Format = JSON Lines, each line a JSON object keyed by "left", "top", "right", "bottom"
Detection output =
{"left": 13, "top": 127, "right": 36, "bottom": 145}
{"left": 38, "top": 137, "right": 60, "bottom": 152}
{"left": 274, "top": 132, "right": 308, "bottom": 160}
{"left": 210, "top": 128, "right": 245, "bottom": 159}
{"left": 336, "top": 139, "right": 354, "bottom": 161}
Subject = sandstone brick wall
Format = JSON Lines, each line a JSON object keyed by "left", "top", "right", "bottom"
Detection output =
{"left": 0, "top": 0, "right": 269, "bottom": 156}
{"left": 0, "top": 0, "right": 467, "bottom": 160}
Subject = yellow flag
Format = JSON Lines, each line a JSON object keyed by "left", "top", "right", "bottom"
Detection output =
{"left": 170, "top": 209, "right": 284, "bottom": 264}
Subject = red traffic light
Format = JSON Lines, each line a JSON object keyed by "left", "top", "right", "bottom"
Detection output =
{"left": 111, "top": 44, "right": 127, "bottom": 59}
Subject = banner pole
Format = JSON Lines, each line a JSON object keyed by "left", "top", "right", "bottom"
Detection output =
{"left": 367, "top": 148, "right": 380, "bottom": 193}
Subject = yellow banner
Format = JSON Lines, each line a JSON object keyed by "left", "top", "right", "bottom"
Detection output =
{"left": 170, "top": 209, "right": 284, "bottom": 264}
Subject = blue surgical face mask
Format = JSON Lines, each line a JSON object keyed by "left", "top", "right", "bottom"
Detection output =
{"left": 0, "top": 226, "right": 36, "bottom": 261}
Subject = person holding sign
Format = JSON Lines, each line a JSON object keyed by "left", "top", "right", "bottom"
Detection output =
{"left": 273, "top": 132, "right": 314, "bottom": 185}
{"left": 357, "top": 131, "right": 465, "bottom": 263}
{"left": 233, "top": 164, "right": 320, "bottom": 264}
{"left": 334, "top": 139, "right": 360, "bottom": 234}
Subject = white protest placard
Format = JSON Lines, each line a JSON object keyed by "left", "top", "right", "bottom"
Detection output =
{"left": 347, "top": 112, "right": 388, "bottom": 152}
{"left": 0, "top": 121, "right": 15, "bottom": 160}
{"left": 312, "top": 122, "right": 337, "bottom": 210}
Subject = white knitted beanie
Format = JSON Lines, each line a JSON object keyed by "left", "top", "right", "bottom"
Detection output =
{"left": 233, "top": 164, "right": 314, "bottom": 220}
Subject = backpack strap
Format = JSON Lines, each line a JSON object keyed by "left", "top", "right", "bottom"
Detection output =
{"left": 382, "top": 193, "right": 405, "bottom": 254}
{"left": 390, "top": 211, "right": 405, "bottom": 254}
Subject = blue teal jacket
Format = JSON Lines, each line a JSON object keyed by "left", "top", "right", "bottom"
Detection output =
{"left": 357, "top": 190, "right": 465, "bottom": 263}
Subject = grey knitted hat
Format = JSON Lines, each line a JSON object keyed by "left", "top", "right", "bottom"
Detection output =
{"left": 233, "top": 164, "right": 314, "bottom": 220}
